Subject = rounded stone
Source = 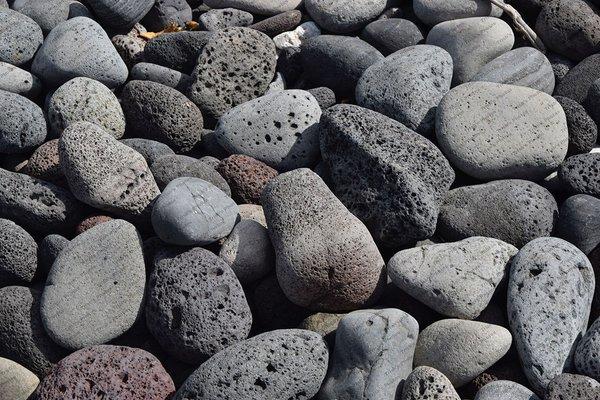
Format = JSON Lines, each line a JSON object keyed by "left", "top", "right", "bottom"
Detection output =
{"left": 130, "top": 62, "right": 191, "bottom": 92}
{"left": 122, "top": 80, "right": 204, "bottom": 153}
{"left": 298, "top": 312, "right": 345, "bottom": 343}
{"left": 308, "top": 86, "right": 336, "bottom": 109}
{"left": 150, "top": 154, "right": 231, "bottom": 194}
{"left": 576, "top": 318, "right": 600, "bottom": 380}
{"left": 151, "top": 177, "right": 239, "bottom": 246}
{"left": 40, "top": 220, "right": 146, "bottom": 350}
{"left": 199, "top": 8, "right": 254, "bottom": 31}
{"left": 262, "top": 168, "right": 386, "bottom": 311}
{"left": 436, "top": 82, "right": 568, "bottom": 181}
{"left": 142, "top": 0, "right": 192, "bottom": 31}
{"left": 360, "top": 18, "right": 424, "bottom": 56}
{"left": 48, "top": 77, "right": 125, "bottom": 138}
{"left": 508, "top": 237, "right": 595, "bottom": 393}
{"left": 548, "top": 52, "right": 575, "bottom": 84}
{"left": 415, "top": 0, "right": 503, "bottom": 26}
{"left": 239, "top": 203, "right": 267, "bottom": 227}
{"left": 38, "top": 234, "right": 69, "bottom": 276}
{"left": 216, "top": 155, "right": 278, "bottom": 204}
{"left": 0, "top": 219, "right": 36, "bottom": 286}
{"left": 173, "top": 329, "right": 328, "bottom": 400}
{"left": 545, "top": 373, "right": 600, "bottom": 400}
{"left": 555, "top": 95, "right": 598, "bottom": 155}
{"left": 84, "top": 0, "right": 155, "bottom": 30}
{"left": 557, "top": 194, "right": 600, "bottom": 254}
{"left": 203, "top": 0, "right": 303, "bottom": 15}
{"left": 474, "top": 380, "right": 540, "bottom": 400}
{"left": 0, "top": 8, "right": 43, "bottom": 66}
{"left": 146, "top": 246, "right": 252, "bottom": 363}
{"left": 402, "top": 366, "right": 461, "bottom": 400}
{"left": 143, "top": 31, "right": 212, "bottom": 73}
{"left": 305, "top": 0, "right": 388, "bottom": 33}
{"left": 0, "top": 357, "right": 39, "bottom": 400}
{"left": 0, "top": 62, "right": 41, "bottom": 98}
{"left": 356, "top": 44, "right": 453, "bottom": 136}
{"left": 111, "top": 23, "right": 147, "bottom": 68}
{"left": 0, "top": 90, "right": 47, "bottom": 154}
{"left": 120, "top": 138, "right": 175, "bottom": 167}
{"left": 555, "top": 54, "right": 600, "bottom": 104}
{"left": 24, "top": 139, "right": 66, "bottom": 187}
{"left": 559, "top": 153, "right": 600, "bottom": 197}
{"left": 248, "top": 10, "right": 302, "bottom": 37}
{"left": 36, "top": 345, "right": 175, "bottom": 400}
{"left": 20, "top": 0, "right": 92, "bottom": 34}
{"left": 75, "top": 214, "right": 113, "bottom": 234}
{"left": 214, "top": 90, "right": 322, "bottom": 171}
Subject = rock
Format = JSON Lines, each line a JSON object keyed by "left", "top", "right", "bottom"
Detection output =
{"left": 142, "top": 0, "right": 192, "bottom": 31}
{"left": 219, "top": 219, "right": 274, "bottom": 285}
{"left": 216, "top": 155, "right": 278, "bottom": 204}
{"left": 188, "top": 27, "right": 277, "bottom": 119}
{"left": 298, "top": 312, "right": 344, "bottom": 343}
{"left": 388, "top": 237, "right": 517, "bottom": 319}
{"left": 545, "top": 373, "right": 600, "bottom": 400}
{"left": 262, "top": 168, "right": 386, "bottom": 311}
{"left": 555, "top": 54, "right": 600, "bottom": 104}
{"left": 438, "top": 180, "right": 558, "bottom": 248}
{"left": 146, "top": 246, "right": 252, "bottom": 363}
{"left": 402, "top": 366, "right": 460, "bottom": 400}
{"left": 38, "top": 234, "right": 69, "bottom": 276}
{"left": 555, "top": 96, "right": 598, "bottom": 155}
{"left": 305, "top": 0, "right": 388, "bottom": 33}
{"left": 319, "top": 309, "right": 419, "bottom": 400}
{"left": 301, "top": 35, "right": 383, "bottom": 97}
{"left": 576, "top": 318, "right": 600, "bottom": 381}
{"left": 251, "top": 275, "right": 310, "bottom": 330}
{"left": 48, "top": 77, "right": 125, "bottom": 138}
{"left": 0, "top": 357, "right": 39, "bottom": 400}
{"left": 151, "top": 177, "right": 238, "bottom": 246}
{"left": 0, "top": 62, "right": 41, "bottom": 98}
{"left": 120, "top": 138, "right": 175, "bottom": 167}
{"left": 0, "top": 168, "right": 85, "bottom": 235}
{"left": 356, "top": 44, "right": 453, "bottom": 136}
{"left": 60, "top": 122, "right": 159, "bottom": 218}
{"left": 0, "top": 8, "right": 43, "bottom": 66}
{"left": 536, "top": 0, "right": 600, "bottom": 62}
{"left": 471, "top": 47, "right": 555, "bottom": 94}
{"left": 0, "top": 219, "right": 37, "bottom": 286}
{"left": 0, "top": 286, "right": 66, "bottom": 377}
{"left": 130, "top": 62, "right": 191, "bottom": 92}
{"left": 24, "top": 139, "right": 66, "bottom": 186}
{"left": 202, "top": 0, "right": 303, "bottom": 15}
{"left": 426, "top": 17, "right": 514, "bottom": 85}
{"left": 40, "top": 220, "right": 145, "bottom": 349}
{"left": 320, "top": 104, "right": 455, "bottom": 248}
{"left": 143, "top": 31, "right": 212, "bottom": 73}
{"left": 111, "top": 23, "right": 147, "bottom": 68}
{"left": 214, "top": 90, "right": 322, "bottom": 171}
{"left": 20, "top": 0, "right": 92, "bottom": 34}
{"left": 557, "top": 195, "right": 600, "bottom": 254}
{"left": 36, "top": 345, "right": 175, "bottom": 399}
{"left": 0, "top": 90, "right": 47, "bottom": 154}
{"left": 360, "top": 18, "right": 424, "bottom": 56}
{"left": 239, "top": 204, "right": 267, "bottom": 227}
{"left": 308, "top": 86, "right": 336, "bottom": 109}
{"left": 414, "top": 0, "right": 503, "bottom": 26}
{"left": 414, "top": 319, "right": 512, "bottom": 387}
{"left": 75, "top": 214, "right": 113, "bottom": 234}
{"left": 248, "top": 10, "right": 302, "bottom": 37}
{"left": 32, "top": 17, "right": 128, "bottom": 89}
{"left": 151, "top": 154, "right": 231, "bottom": 194}
{"left": 436, "top": 82, "right": 568, "bottom": 181}
{"left": 173, "top": 329, "right": 328, "bottom": 399}
{"left": 84, "top": 0, "right": 154, "bottom": 30}
{"left": 273, "top": 21, "right": 321, "bottom": 50}
{"left": 199, "top": 8, "right": 253, "bottom": 31}
{"left": 507, "top": 237, "right": 595, "bottom": 393}
{"left": 548, "top": 52, "right": 575, "bottom": 84}
{"left": 474, "top": 380, "right": 540, "bottom": 400}
{"left": 559, "top": 153, "right": 600, "bottom": 197}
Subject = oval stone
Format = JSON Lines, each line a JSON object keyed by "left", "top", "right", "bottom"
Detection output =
{"left": 0, "top": 90, "right": 47, "bottom": 154}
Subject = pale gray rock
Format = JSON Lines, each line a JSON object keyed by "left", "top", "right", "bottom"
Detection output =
{"left": 402, "top": 366, "right": 460, "bottom": 400}
{"left": 576, "top": 318, "right": 600, "bottom": 381}
{"left": 84, "top": 0, "right": 154, "bottom": 30}
{"left": 414, "top": 0, "right": 504, "bottom": 26}
{"left": 0, "top": 62, "right": 41, "bottom": 98}
{"left": 199, "top": 8, "right": 253, "bottom": 31}
{"left": 120, "top": 138, "right": 175, "bottom": 167}
{"left": 20, "top": 0, "right": 92, "bottom": 34}
{"left": 0, "top": 8, "right": 43, "bottom": 66}
{"left": 305, "top": 0, "right": 389, "bottom": 33}
{"left": 203, "top": 0, "right": 303, "bottom": 15}
{"left": 474, "top": 380, "right": 540, "bottom": 400}
{"left": 0, "top": 90, "right": 47, "bottom": 154}
{"left": 0, "top": 357, "right": 39, "bottom": 400}
{"left": 0, "top": 219, "right": 37, "bottom": 286}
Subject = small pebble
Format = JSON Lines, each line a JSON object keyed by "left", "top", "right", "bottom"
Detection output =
{"left": 401, "top": 366, "right": 460, "bottom": 400}
{"left": 199, "top": 8, "right": 254, "bottom": 31}
{"left": 0, "top": 90, "right": 47, "bottom": 154}
{"left": 143, "top": 31, "right": 213, "bottom": 73}
{"left": 0, "top": 62, "right": 41, "bottom": 98}
{"left": 413, "top": 0, "right": 503, "bottom": 26}
{"left": 0, "top": 8, "right": 43, "bottom": 66}
{"left": 305, "top": 0, "right": 389, "bottom": 34}
{"left": 556, "top": 194, "right": 600, "bottom": 254}
{"left": 360, "top": 18, "right": 424, "bottom": 56}
{"left": 216, "top": 154, "right": 278, "bottom": 204}
{"left": 202, "top": 0, "right": 303, "bottom": 16}
{"left": 0, "top": 357, "right": 39, "bottom": 400}
{"left": 20, "top": 0, "right": 92, "bottom": 34}
{"left": 84, "top": 0, "right": 154, "bottom": 30}
{"left": 248, "top": 10, "right": 302, "bottom": 37}
{"left": 130, "top": 62, "right": 191, "bottom": 92}
{"left": 0, "top": 219, "right": 37, "bottom": 286}
{"left": 474, "top": 380, "right": 540, "bottom": 400}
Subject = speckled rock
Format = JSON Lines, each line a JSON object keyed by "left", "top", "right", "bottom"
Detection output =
{"left": 474, "top": 380, "right": 540, "bottom": 400}
{"left": 142, "top": 0, "right": 192, "bottom": 31}
{"left": 75, "top": 214, "right": 113, "bottom": 234}
{"left": 545, "top": 373, "right": 600, "bottom": 400}
{"left": 0, "top": 219, "right": 37, "bottom": 286}
{"left": 199, "top": 8, "right": 253, "bottom": 31}
{"left": 143, "top": 31, "right": 212, "bottom": 73}
{"left": 120, "top": 138, "right": 175, "bottom": 167}
{"left": 248, "top": 10, "right": 302, "bottom": 37}
{"left": 216, "top": 155, "right": 278, "bottom": 204}
{"left": 356, "top": 44, "right": 453, "bottom": 136}
{"left": 36, "top": 345, "right": 175, "bottom": 400}
{"left": 414, "top": 0, "right": 503, "bottom": 26}
{"left": 150, "top": 154, "right": 231, "bottom": 194}
{"left": 548, "top": 52, "right": 575, "bottom": 84}
{"left": 402, "top": 366, "right": 460, "bottom": 400}
{"left": 0, "top": 90, "right": 47, "bottom": 154}
{"left": 111, "top": 23, "right": 147, "bottom": 68}
{"left": 360, "top": 18, "right": 424, "bottom": 56}
{"left": 298, "top": 312, "right": 344, "bottom": 343}
{"left": 0, "top": 357, "right": 39, "bottom": 400}
{"left": 20, "top": 0, "right": 92, "bottom": 34}
{"left": 84, "top": 0, "right": 155, "bottom": 30}
{"left": 0, "top": 8, "right": 43, "bottom": 66}
{"left": 319, "top": 309, "right": 419, "bottom": 400}
{"left": 308, "top": 86, "right": 336, "bottom": 109}
{"left": 130, "top": 62, "right": 191, "bottom": 92}
{"left": 320, "top": 104, "right": 455, "bottom": 248}
{"left": 576, "top": 318, "right": 600, "bottom": 381}
{"left": 173, "top": 329, "right": 328, "bottom": 400}
{"left": 24, "top": 139, "right": 66, "bottom": 186}
{"left": 555, "top": 96, "right": 598, "bottom": 155}
{"left": 559, "top": 153, "right": 600, "bottom": 197}
{"left": 555, "top": 54, "right": 600, "bottom": 104}
{"left": 203, "top": 0, "right": 303, "bottom": 15}
{"left": 48, "top": 77, "right": 125, "bottom": 138}
{"left": 0, "top": 62, "right": 41, "bottom": 98}
{"left": 239, "top": 203, "right": 267, "bottom": 227}
{"left": 508, "top": 237, "right": 595, "bottom": 393}
{"left": 262, "top": 168, "right": 386, "bottom": 311}
{"left": 557, "top": 195, "right": 600, "bottom": 254}
{"left": 38, "top": 234, "right": 69, "bottom": 275}
{"left": 305, "top": 0, "right": 388, "bottom": 33}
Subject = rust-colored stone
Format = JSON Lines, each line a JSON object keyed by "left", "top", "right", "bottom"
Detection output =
{"left": 216, "top": 154, "right": 278, "bottom": 204}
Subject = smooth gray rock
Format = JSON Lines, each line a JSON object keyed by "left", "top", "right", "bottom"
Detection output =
{"left": 48, "top": 77, "right": 125, "bottom": 138}
{"left": 414, "top": 0, "right": 503, "bottom": 26}
{"left": 0, "top": 357, "right": 39, "bottom": 400}
{"left": 173, "top": 329, "right": 328, "bottom": 400}
{"left": 401, "top": 366, "right": 460, "bottom": 400}
{"left": 143, "top": 30, "right": 212, "bottom": 73}
{"left": 32, "top": 17, "right": 128, "bottom": 89}
{"left": 85, "top": 0, "right": 154, "bottom": 30}
{"left": 199, "top": 8, "right": 253, "bottom": 31}
{"left": 0, "top": 90, "right": 47, "bottom": 154}
{"left": 360, "top": 18, "right": 425, "bottom": 56}
{"left": 474, "top": 380, "right": 540, "bottom": 400}
{"left": 120, "top": 138, "right": 175, "bottom": 167}
{"left": 414, "top": 319, "right": 512, "bottom": 387}
{"left": 0, "top": 219, "right": 37, "bottom": 286}
{"left": 319, "top": 309, "right": 419, "bottom": 400}
{"left": 262, "top": 168, "right": 386, "bottom": 311}
{"left": 576, "top": 318, "right": 600, "bottom": 381}
{"left": 305, "top": 0, "right": 388, "bottom": 33}
{"left": 215, "top": 90, "right": 322, "bottom": 171}
{"left": 436, "top": 82, "right": 568, "bottom": 181}
{"left": 150, "top": 154, "right": 231, "bottom": 194}
{"left": 130, "top": 62, "right": 191, "bottom": 92}
{"left": 142, "top": 0, "right": 192, "bottom": 31}
{"left": 471, "top": 47, "right": 555, "bottom": 94}
{"left": 558, "top": 153, "right": 600, "bottom": 197}
{"left": 248, "top": 10, "right": 303, "bottom": 38}
{"left": 356, "top": 44, "right": 453, "bottom": 136}
{"left": 508, "top": 237, "right": 595, "bottom": 394}
{"left": 151, "top": 177, "right": 239, "bottom": 246}
{"left": 556, "top": 194, "right": 600, "bottom": 254}
{"left": 0, "top": 8, "right": 43, "bottom": 66}
{"left": 0, "top": 62, "right": 41, "bottom": 98}
{"left": 146, "top": 246, "right": 252, "bottom": 363}
{"left": 59, "top": 122, "right": 160, "bottom": 218}
{"left": 38, "top": 234, "right": 69, "bottom": 276}
{"left": 40, "top": 220, "right": 145, "bottom": 350}
{"left": 203, "top": 0, "right": 302, "bottom": 15}
{"left": 426, "top": 17, "right": 514, "bottom": 85}
{"left": 388, "top": 237, "right": 517, "bottom": 319}
{"left": 20, "top": 0, "right": 91, "bottom": 34}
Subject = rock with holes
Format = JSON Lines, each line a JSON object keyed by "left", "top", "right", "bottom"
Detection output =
{"left": 388, "top": 237, "right": 517, "bottom": 319}
{"left": 130, "top": 63, "right": 191, "bottom": 92}
{"left": 0, "top": 62, "right": 41, "bottom": 98}
{"left": 0, "top": 219, "right": 37, "bottom": 286}
{"left": 199, "top": 8, "right": 254, "bottom": 31}
{"left": 413, "top": 0, "right": 503, "bottom": 26}
{"left": 48, "top": 77, "right": 125, "bottom": 138}
{"left": 0, "top": 357, "right": 39, "bottom": 400}
{"left": 304, "top": 0, "right": 389, "bottom": 33}
{"left": 474, "top": 380, "right": 540, "bottom": 400}
{"left": 142, "top": 0, "right": 192, "bottom": 31}
{"left": 401, "top": 366, "right": 460, "bottom": 400}
{"left": 188, "top": 27, "right": 277, "bottom": 119}
{"left": 143, "top": 31, "right": 212, "bottom": 73}
{"left": 558, "top": 153, "right": 600, "bottom": 197}
{"left": 216, "top": 155, "right": 278, "bottom": 204}
{"left": 320, "top": 104, "right": 455, "bottom": 248}
{"left": 111, "top": 23, "right": 147, "bottom": 68}
{"left": 0, "top": 90, "right": 47, "bottom": 154}
{"left": 151, "top": 177, "right": 239, "bottom": 246}
{"left": 262, "top": 168, "right": 386, "bottom": 311}
{"left": 507, "top": 237, "right": 595, "bottom": 393}
{"left": 146, "top": 246, "right": 252, "bottom": 364}
{"left": 545, "top": 373, "right": 600, "bottom": 400}
{"left": 548, "top": 52, "right": 575, "bottom": 85}
{"left": 360, "top": 18, "right": 425, "bottom": 56}
{"left": 36, "top": 345, "right": 175, "bottom": 399}
{"left": 173, "top": 329, "right": 328, "bottom": 399}
{"left": 59, "top": 122, "right": 160, "bottom": 219}
{"left": 84, "top": 0, "right": 154, "bottom": 30}
{"left": 20, "top": 0, "right": 92, "bottom": 34}
{"left": 555, "top": 96, "right": 598, "bottom": 155}
{"left": 557, "top": 194, "right": 600, "bottom": 254}
{"left": 150, "top": 155, "right": 231, "bottom": 194}
{"left": 214, "top": 90, "right": 322, "bottom": 171}
{"left": 356, "top": 44, "right": 453, "bottom": 136}
{"left": 576, "top": 318, "right": 600, "bottom": 381}
{"left": 203, "top": 0, "right": 303, "bottom": 15}
{"left": 319, "top": 309, "right": 419, "bottom": 400}
{"left": 24, "top": 139, "right": 66, "bottom": 187}
{"left": 38, "top": 234, "right": 69, "bottom": 276}
{"left": 555, "top": 54, "right": 600, "bottom": 105}
{"left": 0, "top": 8, "right": 43, "bottom": 66}
{"left": 120, "top": 138, "right": 175, "bottom": 167}
{"left": 75, "top": 214, "right": 112, "bottom": 235}
{"left": 40, "top": 220, "right": 145, "bottom": 350}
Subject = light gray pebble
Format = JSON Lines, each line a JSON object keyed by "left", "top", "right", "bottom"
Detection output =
{"left": 0, "top": 90, "right": 47, "bottom": 154}
{"left": 130, "top": 63, "right": 191, "bottom": 92}
{"left": 120, "top": 138, "right": 175, "bottom": 167}
{"left": 305, "top": 0, "right": 389, "bottom": 33}
{"left": 413, "top": 0, "right": 503, "bottom": 26}
{"left": 0, "top": 219, "right": 37, "bottom": 286}
{"left": 474, "top": 380, "right": 541, "bottom": 400}
{"left": 20, "top": 0, "right": 92, "bottom": 34}
{"left": 202, "top": 0, "right": 303, "bottom": 16}
{"left": 402, "top": 366, "right": 460, "bottom": 400}
{"left": 199, "top": 8, "right": 254, "bottom": 31}
{"left": 0, "top": 8, "right": 43, "bottom": 66}
{"left": 0, "top": 62, "right": 41, "bottom": 98}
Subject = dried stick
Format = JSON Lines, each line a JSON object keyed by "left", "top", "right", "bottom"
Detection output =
{"left": 489, "top": 0, "right": 546, "bottom": 52}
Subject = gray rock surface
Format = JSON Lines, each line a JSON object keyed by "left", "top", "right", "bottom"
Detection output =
{"left": 0, "top": 90, "right": 47, "bottom": 154}
{"left": 558, "top": 153, "right": 600, "bottom": 197}
{"left": 0, "top": 357, "right": 39, "bottom": 400}
{"left": 248, "top": 10, "right": 303, "bottom": 37}
{"left": 150, "top": 154, "right": 231, "bottom": 194}
{"left": 120, "top": 138, "right": 175, "bottom": 167}
{"left": 555, "top": 54, "right": 600, "bottom": 105}
{"left": 84, "top": 0, "right": 154, "bottom": 30}
{"left": 360, "top": 18, "right": 424, "bottom": 56}
{"left": 474, "top": 380, "right": 540, "bottom": 400}
{"left": 0, "top": 8, "right": 43, "bottom": 66}
{"left": 557, "top": 194, "right": 600, "bottom": 254}
{"left": 548, "top": 52, "right": 575, "bottom": 84}
{"left": 305, "top": 0, "right": 388, "bottom": 33}
{"left": 508, "top": 237, "right": 595, "bottom": 393}
{"left": 545, "top": 373, "right": 600, "bottom": 400}
{"left": 20, "top": 0, "right": 92, "bottom": 34}
{"left": 111, "top": 23, "right": 147, "bottom": 68}
{"left": 584, "top": 77, "right": 600, "bottom": 125}
{"left": 142, "top": 0, "right": 192, "bottom": 31}
{"left": 203, "top": 0, "right": 303, "bottom": 15}
{"left": 401, "top": 366, "right": 460, "bottom": 400}
{"left": 0, "top": 62, "right": 41, "bottom": 98}
{"left": 143, "top": 31, "right": 212, "bottom": 73}
{"left": 555, "top": 95, "right": 598, "bottom": 155}
{"left": 413, "top": 0, "right": 503, "bottom": 26}
{"left": 199, "top": 8, "right": 253, "bottom": 31}
{"left": 0, "top": 219, "right": 37, "bottom": 286}
{"left": 576, "top": 318, "right": 600, "bottom": 381}
{"left": 130, "top": 63, "right": 191, "bottom": 92}
{"left": 38, "top": 234, "right": 69, "bottom": 276}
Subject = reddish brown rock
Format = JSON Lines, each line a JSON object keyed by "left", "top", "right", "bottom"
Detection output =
{"left": 24, "top": 139, "right": 66, "bottom": 186}
{"left": 216, "top": 154, "right": 278, "bottom": 204}
{"left": 75, "top": 214, "right": 114, "bottom": 235}
{"left": 36, "top": 345, "right": 175, "bottom": 400}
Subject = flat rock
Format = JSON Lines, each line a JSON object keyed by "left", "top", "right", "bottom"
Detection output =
{"left": 20, "top": 0, "right": 92, "bottom": 34}
{"left": 0, "top": 8, "right": 43, "bottom": 66}
{"left": 120, "top": 138, "right": 175, "bottom": 167}
{"left": 130, "top": 62, "right": 191, "bottom": 92}
{"left": 0, "top": 219, "right": 37, "bottom": 286}
{"left": 559, "top": 153, "right": 600, "bottom": 197}
{"left": 320, "top": 104, "right": 455, "bottom": 248}
{"left": 436, "top": 82, "right": 568, "bottom": 181}
{"left": 557, "top": 194, "right": 600, "bottom": 254}
{"left": 319, "top": 309, "right": 419, "bottom": 400}
{"left": 414, "top": 0, "right": 503, "bottom": 26}
{"left": 356, "top": 44, "right": 453, "bottom": 136}
{"left": 0, "top": 62, "right": 41, "bottom": 98}
{"left": 203, "top": 0, "right": 303, "bottom": 15}
{"left": 555, "top": 95, "right": 598, "bottom": 155}
{"left": 0, "top": 90, "right": 47, "bottom": 154}
{"left": 173, "top": 329, "right": 328, "bottom": 399}
{"left": 143, "top": 31, "right": 212, "bottom": 73}
{"left": 576, "top": 318, "right": 600, "bottom": 381}
{"left": 545, "top": 373, "right": 600, "bottom": 400}
{"left": 199, "top": 8, "right": 253, "bottom": 31}
{"left": 555, "top": 54, "right": 600, "bottom": 104}
{"left": 142, "top": 0, "right": 192, "bottom": 31}
{"left": 216, "top": 155, "right": 278, "bottom": 204}
{"left": 508, "top": 237, "right": 595, "bottom": 393}
{"left": 426, "top": 17, "right": 514, "bottom": 85}
{"left": 150, "top": 154, "right": 230, "bottom": 194}
{"left": 401, "top": 366, "right": 460, "bottom": 400}
{"left": 0, "top": 357, "right": 39, "bottom": 400}
{"left": 474, "top": 380, "right": 540, "bottom": 400}
{"left": 360, "top": 18, "right": 424, "bottom": 56}
{"left": 248, "top": 10, "right": 302, "bottom": 37}
{"left": 305, "top": 0, "right": 388, "bottom": 33}
{"left": 84, "top": 0, "right": 154, "bottom": 30}
{"left": 262, "top": 168, "right": 386, "bottom": 311}
{"left": 414, "top": 319, "right": 512, "bottom": 387}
